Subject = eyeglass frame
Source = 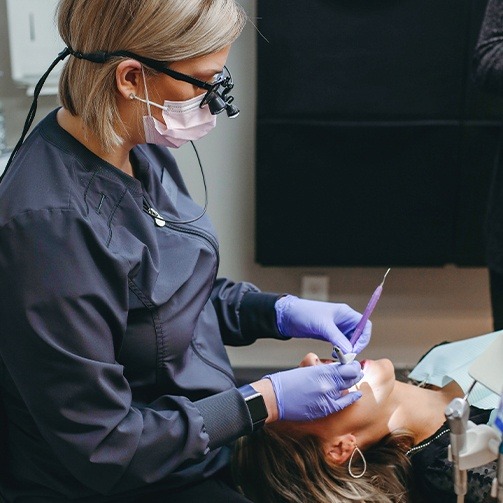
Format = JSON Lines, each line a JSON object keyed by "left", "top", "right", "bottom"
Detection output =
{"left": 66, "top": 48, "right": 235, "bottom": 113}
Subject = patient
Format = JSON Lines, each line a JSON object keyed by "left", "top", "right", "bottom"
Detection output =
{"left": 233, "top": 333, "right": 501, "bottom": 503}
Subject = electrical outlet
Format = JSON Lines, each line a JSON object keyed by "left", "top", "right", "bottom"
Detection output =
{"left": 300, "top": 275, "right": 329, "bottom": 301}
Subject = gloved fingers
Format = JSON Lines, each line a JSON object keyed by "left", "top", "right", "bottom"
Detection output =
{"left": 317, "top": 304, "right": 367, "bottom": 351}
{"left": 352, "top": 320, "right": 372, "bottom": 354}
{"left": 324, "top": 325, "right": 353, "bottom": 352}
{"left": 331, "top": 390, "right": 362, "bottom": 412}
{"left": 264, "top": 363, "right": 362, "bottom": 422}
{"left": 331, "top": 303, "right": 363, "bottom": 333}
{"left": 334, "top": 361, "right": 363, "bottom": 382}
{"left": 275, "top": 296, "right": 371, "bottom": 351}
{"left": 327, "top": 365, "right": 363, "bottom": 391}
{"left": 338, "top": 372, "right": 364, "bottom": 390}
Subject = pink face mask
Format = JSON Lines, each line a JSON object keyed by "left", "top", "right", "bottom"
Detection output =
{"left": 130, "top": 69, "right": 217, "bottom": 148}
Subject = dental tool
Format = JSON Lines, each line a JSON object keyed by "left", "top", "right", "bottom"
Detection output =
{"left": 333, "top": 268, "right": 390, "bottom": 364}
{"left": 463, "top": 380, "right": 477, "bottom": 402}
{"left": 445, "top": 397, "right": 469, "bottom": 502}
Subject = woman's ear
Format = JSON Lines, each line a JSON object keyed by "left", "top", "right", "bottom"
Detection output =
{"left": 324, "top": 434, "right": 357, "bottom": 465}
{"left": 115, "top": 60, "right": 143, "bottom": 100}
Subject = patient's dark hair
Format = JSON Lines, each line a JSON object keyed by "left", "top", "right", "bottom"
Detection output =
{"left": 233, "top": 426, "right": 414, "bottom": 503}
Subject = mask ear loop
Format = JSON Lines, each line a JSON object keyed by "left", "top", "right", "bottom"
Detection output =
{"left": 129, "top": 66, "right": 166, "bottom": 112}
{"left": 133, "top": 67, "right": 209, "bottom": 226}
{"left": 141, "top": 65, "right": 152, "bottom": 117}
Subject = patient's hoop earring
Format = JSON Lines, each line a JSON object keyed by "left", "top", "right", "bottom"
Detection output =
{"left": 348, "top": 446, "right": 367, "bottom": 479}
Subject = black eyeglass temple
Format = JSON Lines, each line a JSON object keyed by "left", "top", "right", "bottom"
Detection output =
{"left": 65, "top": 47, "right": 238, "bottom": 116}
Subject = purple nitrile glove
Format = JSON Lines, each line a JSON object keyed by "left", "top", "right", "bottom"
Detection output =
{"left": 275, "top": 295, "right": 372, "bottom": 354}
{"left": 264, "top": 362, "right": 363, "bottom": 421}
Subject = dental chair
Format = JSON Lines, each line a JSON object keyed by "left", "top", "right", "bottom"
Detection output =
{"left": 445, "top": 333, "right": 503, "bottom": 502}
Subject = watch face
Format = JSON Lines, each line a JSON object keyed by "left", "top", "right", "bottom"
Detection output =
{"left": 248, "top": 394, "right": 268, "bottom": 424}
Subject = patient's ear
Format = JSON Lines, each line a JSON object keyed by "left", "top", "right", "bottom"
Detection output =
{"left": 324, "top": 434, "right": 357, "bottom": 465}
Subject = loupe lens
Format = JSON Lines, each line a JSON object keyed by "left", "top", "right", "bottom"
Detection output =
{"left": 226, "top": 103, "right": 240, "bottom": 118}
{"left": 207, "top": 95, "right": 227, "bottom": 115}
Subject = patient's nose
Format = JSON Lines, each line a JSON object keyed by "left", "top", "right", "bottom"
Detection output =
{"left": 299, "top": 352, "right": 321, "bottom": 367}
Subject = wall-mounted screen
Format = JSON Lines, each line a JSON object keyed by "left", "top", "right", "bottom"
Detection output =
{"left": 255, "top": 0, "right": 503, "bottom": 266}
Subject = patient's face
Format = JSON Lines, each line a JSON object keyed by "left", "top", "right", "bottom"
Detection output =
{"left": 286, "top": 353, "right": 397, "bottom": 447}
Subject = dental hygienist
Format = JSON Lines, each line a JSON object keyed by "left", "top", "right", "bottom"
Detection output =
{"left": 0, "top": 1, "right": 371, "bottom": 501}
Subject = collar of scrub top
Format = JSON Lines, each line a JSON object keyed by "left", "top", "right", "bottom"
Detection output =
{"left": 65, "top": 47, "right": 239, "bottom": 117}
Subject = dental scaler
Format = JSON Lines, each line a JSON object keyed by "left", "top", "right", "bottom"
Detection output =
{"left": 333, "top": 268, "right": 390, "bottom": 364}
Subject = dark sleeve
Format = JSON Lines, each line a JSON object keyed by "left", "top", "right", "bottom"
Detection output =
{"left": 0, "top": 210, "right": 252, "bottom": 495}
{"left": 209, "top": 278, "right": 289, "bottom": 346}
{"left": 473, "top": 0, "right": 503, "bottom": 94}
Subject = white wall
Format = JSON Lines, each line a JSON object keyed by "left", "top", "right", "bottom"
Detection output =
{"left": 0, "top": 0, "right": 493, "bottom": 370}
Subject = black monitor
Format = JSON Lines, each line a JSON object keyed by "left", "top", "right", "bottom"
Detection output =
{"left": 255, "top": 0, "right": 503, "bottom": 266}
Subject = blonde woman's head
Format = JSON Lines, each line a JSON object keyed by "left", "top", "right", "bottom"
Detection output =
{"left": 57, "top": 0, "right": 247, "bottom": 150}
{"left": 233, "top": 426, "right": 413, "bottom": 503}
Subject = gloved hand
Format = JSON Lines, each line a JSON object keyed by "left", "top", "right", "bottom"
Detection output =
{"left": 264, "top": 362, "right": 363, "bottom": 421}
{"left": 275, "top": 295, "right": 372, "bottom": 354}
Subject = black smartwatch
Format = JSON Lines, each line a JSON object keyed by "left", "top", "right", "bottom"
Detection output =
{"left": 238, "top": 384, "right": 268, "bottom": 432}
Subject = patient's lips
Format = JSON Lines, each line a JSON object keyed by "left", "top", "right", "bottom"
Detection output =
{"left": 360, "top": 360, "right": 368, "bottom": 371}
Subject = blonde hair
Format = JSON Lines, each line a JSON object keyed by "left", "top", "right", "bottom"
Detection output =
{"left": 233, "top": 427, "right": 414, "bottom": 503}
{"left": 56, "top": 0, "right": 247, "bottom": 151}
